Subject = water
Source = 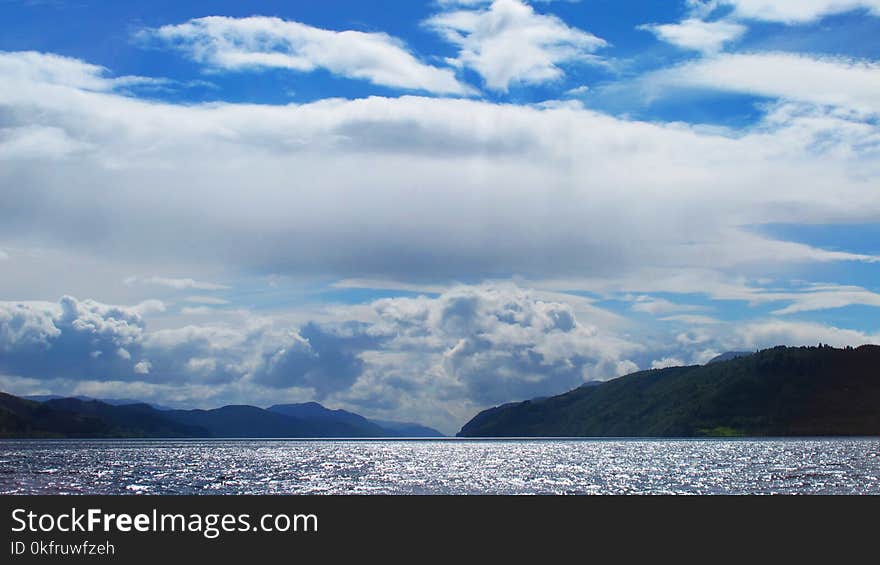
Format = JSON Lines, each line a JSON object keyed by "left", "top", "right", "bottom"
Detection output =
{"left": 2, "top": 438, "right": 879, "bottom": 495}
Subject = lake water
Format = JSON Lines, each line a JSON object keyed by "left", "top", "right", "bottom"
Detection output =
{"left": 2, "top": 438, "right": 879, "bottom": 495}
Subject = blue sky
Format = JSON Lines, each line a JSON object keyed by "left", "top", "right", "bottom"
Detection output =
{"left": 0, "top": 0, "right": 879, "bottom": 432}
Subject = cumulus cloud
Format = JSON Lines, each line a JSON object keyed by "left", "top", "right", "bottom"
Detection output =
{"left": 0, "top": 286, "right": 643, "bottom": 431}
{"left": 638, "top": 18, "right": 746, "bottom": 53}
{"left": 253, "top": 321, "right": 380, "bottom": 395}
{"left": 425, "top": 0, "right": 607, "bottom": 91}
{"left": 369, "top": 285, "right": 638, "bottom": 404}
{"left": 0, "top": 297, "right": 153, "bottom": 380}
{"left": 141, "top": 16, "right": 472, "bottom": 95}
{"left": 646, "top": 315, "right": 880, "bottom": 368}
{"left": 3, "top": 285, "right": 880, "bottom": 432}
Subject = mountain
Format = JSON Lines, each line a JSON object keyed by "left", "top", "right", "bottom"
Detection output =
{"left": 0, "top": 394, "right": 444, "bottom": 438}
{"left": 25, "top": 394, "right": 171, "bottom": 411}
{"left": 268, "top": 402, "right": 388, "bottom": 436}
{"left": 0, "top": 394, "right": 205, "bottom": 438}
{"left": 167, "top": 404, "right": 381, "bottom": 438}
{"left": 269, "top": 402, "right": 445, "bottom": 437}
{"left": 458, "top": 345, "right": 880, "bottom": 437}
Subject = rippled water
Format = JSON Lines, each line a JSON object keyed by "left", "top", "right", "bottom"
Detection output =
{"left": 2, "top": 438, "right": 879, "bottom": 494}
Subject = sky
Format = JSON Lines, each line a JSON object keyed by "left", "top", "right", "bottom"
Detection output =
{"left": 0, "top": 0, "right": 879, "bottom": 433}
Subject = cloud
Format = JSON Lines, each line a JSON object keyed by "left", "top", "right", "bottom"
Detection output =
{"left": 651, "top": 356, "right": 685, "bottom": 369}
{"left": 1, "top": 51, "right": 879, "bottom": 312}
{"left": 642, "top": 52, "right": 880, "bottom": 115}
{"left": 631, "top": 296, "right": 703, "bottom": 315}
{"left": 638, "top": 18, "right": 746, "bottom": 53}
{"left": 0, "top": 296, "right": 155, "bottom": 380}
{"left": 370, "top": 284, "right": 638, "bottom": 404}
{"left": 140, "top": 16, "right": 472, "bottom": 95}
{"left": 124, "top": 276, "right": 229, "bottom": 291}
{"left": 0, "top": 50, "right": 161, "bottom": 92}
{"left": 253, "top": 321, "right": 380, "bottom": 395}
{"left": 564, "top": 85, "right": 590, "bottom": 96}
{"left": 185, "top": 296, "right": 229, "bottom": 305}
{"left": 3, "top": 285, "right": 880, "bottom": 432}
{"left": 732, "top": 319, "right": 880, "bottom": 348}
{"left": 769, "top": 284, "right": 880, "bottom": 314}
{"left": 665, "top": 317, "right": 880, "bottom": 364}
{"left": 0, "top": 285, "right": 642, "bottom": 432}
{"left": 692, "top": 0, "right": 880, "bottom": 24}
{"left": 660, "top": 314, "right": 722, "bottom": 325}
{"left": 425, "top": 0, "right": 607, "bottom": 91}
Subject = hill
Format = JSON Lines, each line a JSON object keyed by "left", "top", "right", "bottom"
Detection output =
{"left": 0, "top": 394, "right": 205, "bottom": 438}
{"left": 24, "top": 395, "right": 171, "bottom": 410}
{"left": 268, "top": 402, "right": 389, "bottom": 436}
{"left": 458, "top": 345, "right": 880, "bottom": 437}
{"left": 166, "top": 404, "right": 379, "bottom": 438}
{"left": 0, "top": 394, "right": 444, "bottom": 438}
{"left": 369, "top": 419, "right": 446, "bottom": 438}
{"left": 268, "top": 402, "right": 445, "bottom": 437}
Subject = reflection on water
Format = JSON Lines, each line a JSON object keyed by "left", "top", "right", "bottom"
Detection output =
{"left": 1, "top": 438, "right": 879, "bottom": 494}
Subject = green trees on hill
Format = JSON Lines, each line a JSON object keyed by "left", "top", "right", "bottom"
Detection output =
{"left": 458, "top": 345, "right": 880, "bottom": 437}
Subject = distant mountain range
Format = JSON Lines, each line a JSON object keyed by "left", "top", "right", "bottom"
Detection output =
{"left": 459, "top": 345, "right": 880, "bottom": 437}
{"left": 0, "top": 395, "right": 443, "bottom": 438}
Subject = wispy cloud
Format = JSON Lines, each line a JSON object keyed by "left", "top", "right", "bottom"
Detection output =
{"left": 139, "top": 15, "right": 473, "bottom": 95}
{"left": 638, "top": 18, "right": 746, "bottom": 53}
{"left": 124, "top": 276, "right": 229, "bottom": 291}
{"left": 691, "top": 0, "right": 880, "bottom": 24}
{"left": 641, "top": 52, "right": 880, "bottom": 115}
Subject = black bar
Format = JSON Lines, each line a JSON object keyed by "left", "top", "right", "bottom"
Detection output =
{"left": 1, "top": 495, "right": 878, "bottom": 563}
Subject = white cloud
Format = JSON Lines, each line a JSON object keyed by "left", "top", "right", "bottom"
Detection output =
{"left": 0, "top": 125, "right": 93, "bottom": 160}
{"left": 1, "top": 51, "right": 879, "bottom": 322}
{"left": 695, "top": 0, "right": 880, "bottom": 24}
{"left": 651, "top": 356, "right": 685, "bottom": 369}
{"left": 643, "top": 52, "right": 880, "bottom": 115}
{"left": 0, "top": 285, "right": 641, "bottom": 432}
{"left": 732, "top": 319, "right": 880, "bottom": 348}
{"left": 185, "top": 296, "right": 229, "bottom": 305}
{"left": 425, "top": 0, "right": 607, "bottom": 91}
{"left": 770, "top": 284, "right": 880, "bottom": 314}
{"left": 141, "top": 16, "right": 472, "bottom": 95}
{"left": 124, "top": 276, "right": 229, "bottom": 291}
{"left": 0, "top": 50, "right": 160, "bottom": 92}
{"left": 660, "top": 314, "right": 722, "bottom": 325}
{"left": 631, "top": 296, "right": 703, "bottom": 315}
{"left": 180, "top": 306, "right": 214, "bottom": 315}
{"left": 3, "top": 285, "right": 879, "bottom": 432}
{"left": 539, "top": 271, "right": 880, "bottom": 317}
{"left": 638, "top": 18, "right": 746, "bottom": 53}
{"left": 564, "top": 85, "right": 590, "bottom": 96}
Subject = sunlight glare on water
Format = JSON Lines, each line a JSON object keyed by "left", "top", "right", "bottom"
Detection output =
{"left": 1, "top": 439, "right": 879, "bottom": 495}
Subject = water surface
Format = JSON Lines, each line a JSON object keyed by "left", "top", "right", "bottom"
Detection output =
{"left": 2, "top": 438, "right": 879, "bottom": 494}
